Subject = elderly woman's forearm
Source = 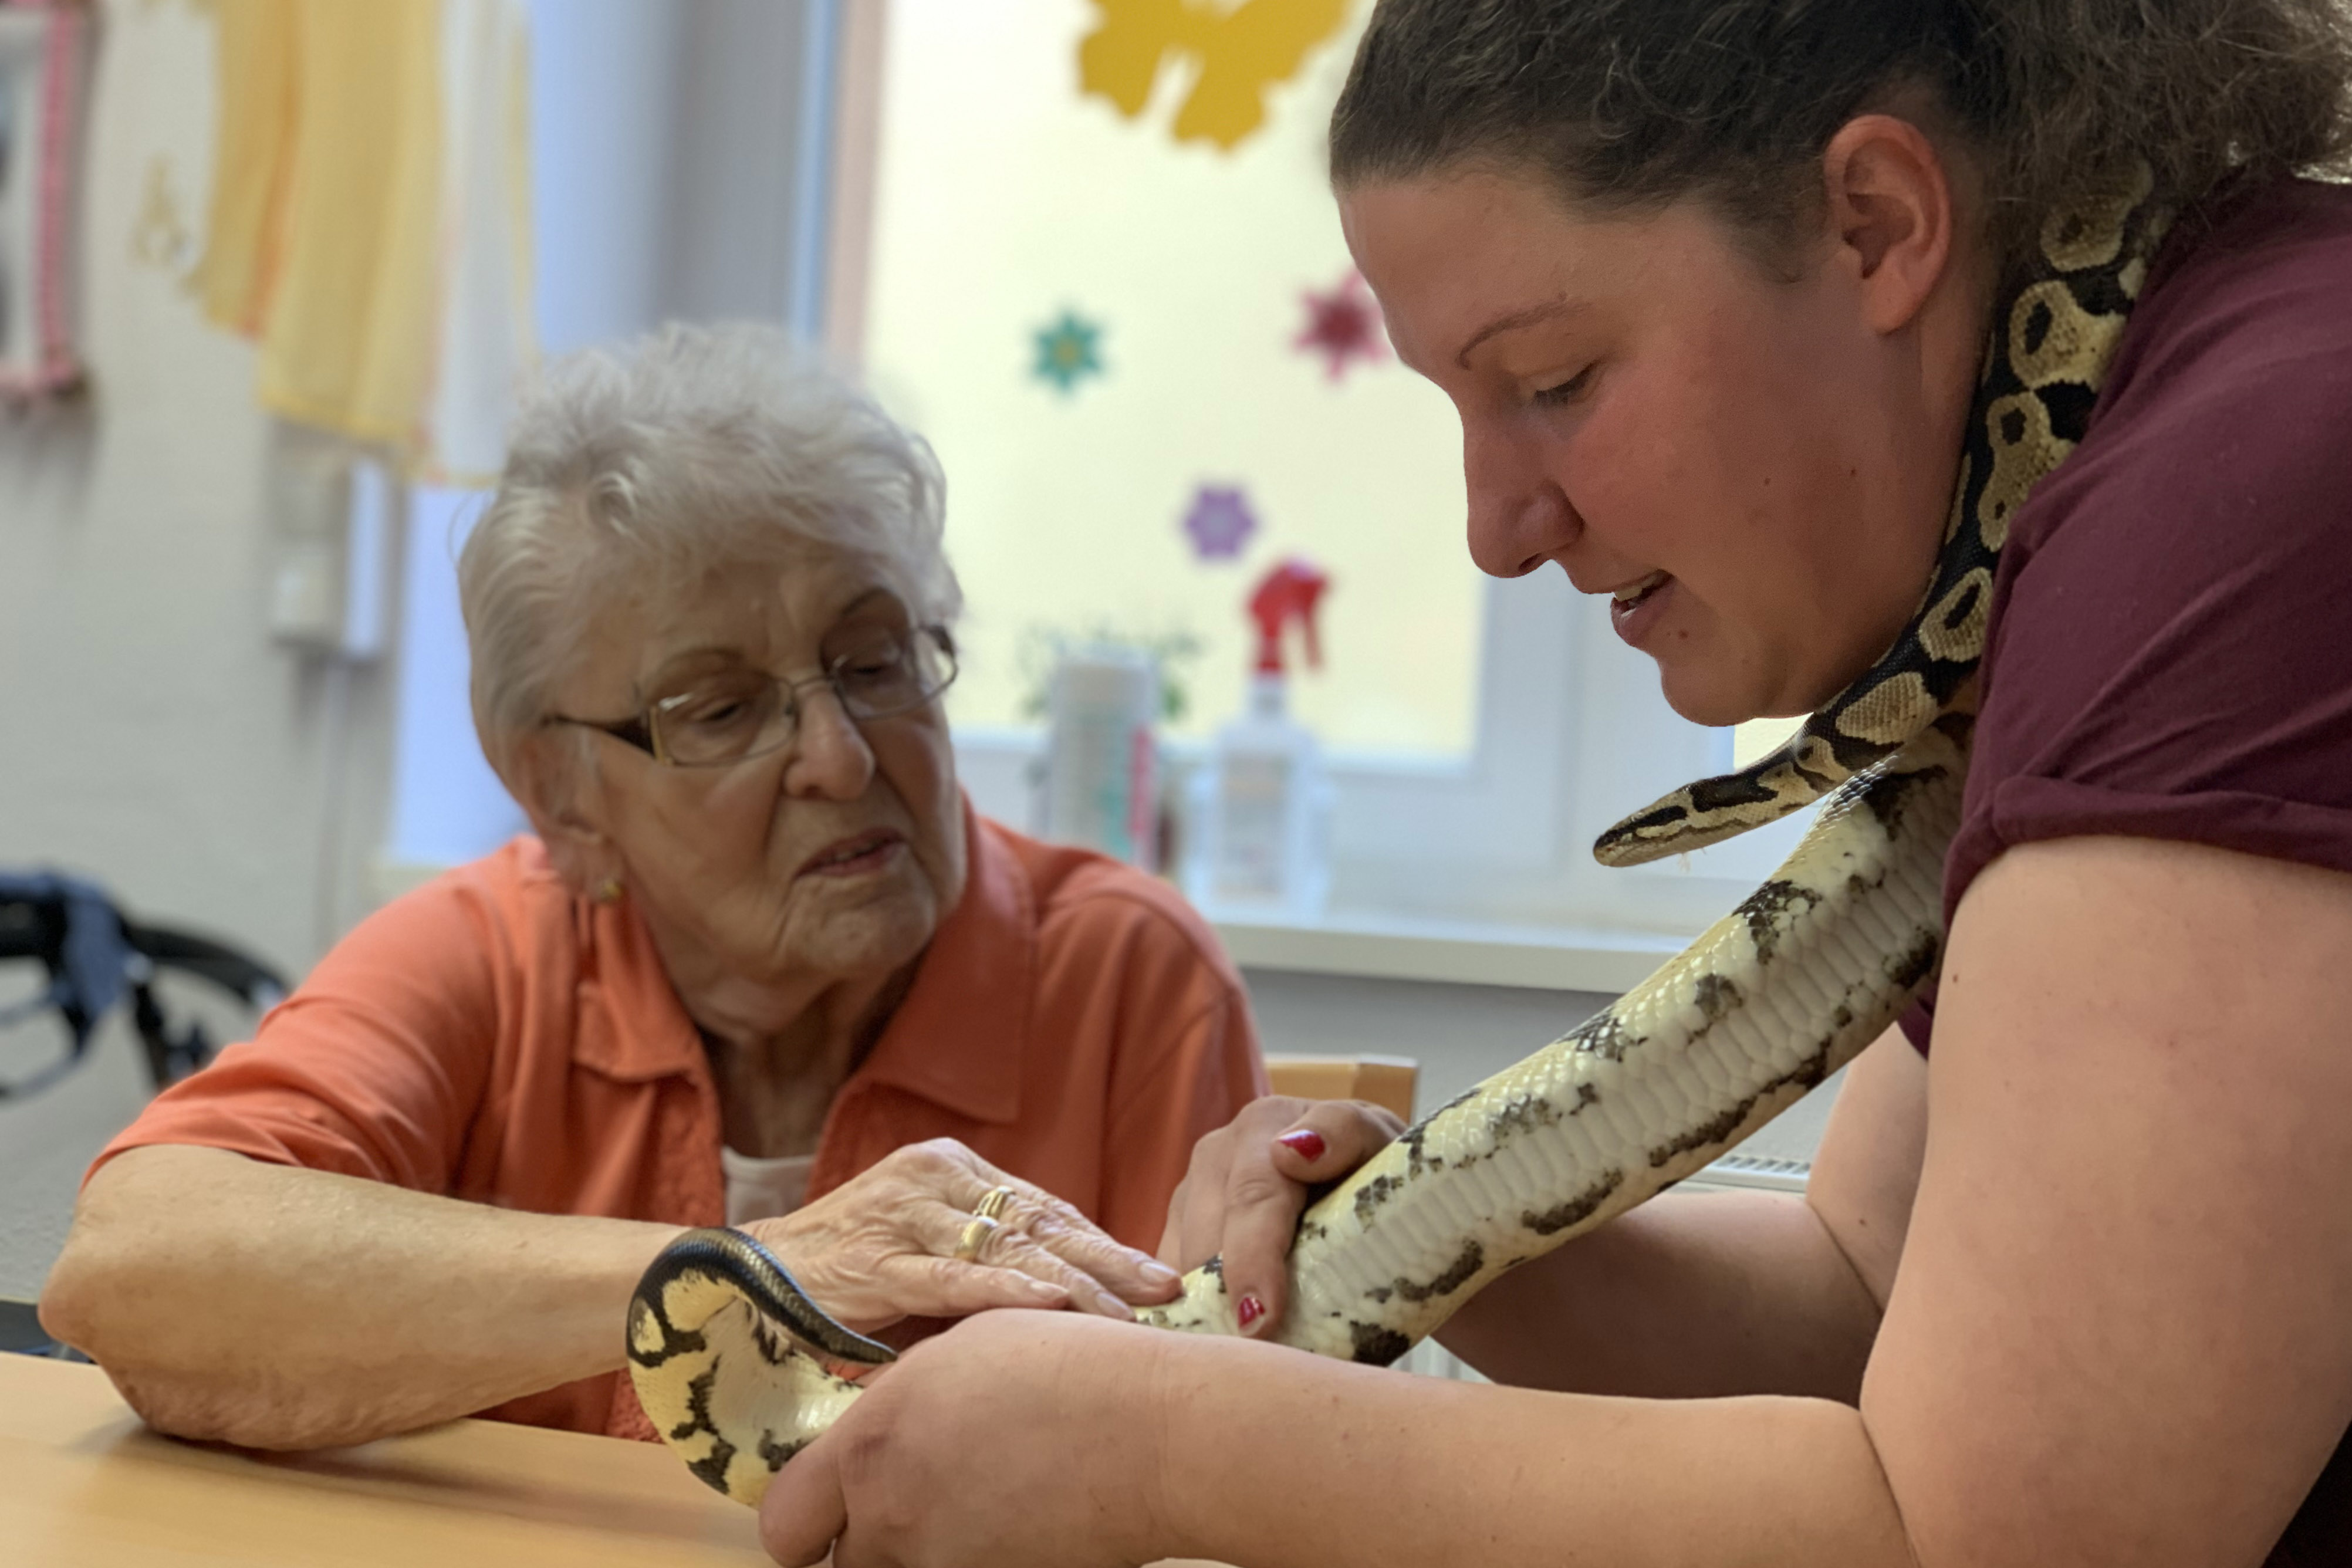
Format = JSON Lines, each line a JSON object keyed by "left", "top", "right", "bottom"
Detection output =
{"left": 1153, "top": 1342, "right": 1913, "bottom": 1568}
{"left": 39, "top": 1145, "right": 682, "bottom": 1448}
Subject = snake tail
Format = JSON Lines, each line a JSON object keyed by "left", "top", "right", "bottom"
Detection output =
{"left": 626, "top": 1227, "right": 891, "bottom": 1503}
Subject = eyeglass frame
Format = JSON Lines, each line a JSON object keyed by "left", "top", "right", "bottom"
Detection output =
{"left": 543, "top": 623, "right": 958, "bottom": 768}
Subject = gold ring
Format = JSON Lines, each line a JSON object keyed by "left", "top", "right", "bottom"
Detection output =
{"left": 972, "top": 1185, "right": 1015, "bottom": 1222}
{"left": 953, "top": 1215, "right": 999, "bottom": 1263}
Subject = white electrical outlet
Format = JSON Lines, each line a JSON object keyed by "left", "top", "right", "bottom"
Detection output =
{"left": 263, "top": 440, "right": 393, "bottom": 661}
{"left": 266, "top": 444, "right": 351, "bottom": 650}
{"left": 269, "top": 538, "right": 346, "bottom": 646}
{"left": 340, "top": 457, "right": 392, "bottom": 661}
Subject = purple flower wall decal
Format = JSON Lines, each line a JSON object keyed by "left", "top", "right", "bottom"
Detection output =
{"left": 1182, "top": 484, "right": 1259, "bottom": 561}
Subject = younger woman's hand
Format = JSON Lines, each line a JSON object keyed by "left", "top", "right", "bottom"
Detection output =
{"left": 760, "top": 1310, "right": 1184, "bottom": 1568}
{"left": 1155, "top": 1096, "right": 1404, "bottom": 1336}
{"left": 739, "top": 1139, "right": 1180, "bottom": 1332}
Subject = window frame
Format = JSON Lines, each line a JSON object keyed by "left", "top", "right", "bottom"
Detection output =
{"left": 949, "top": 565, "right": 1812, "bottom": 940}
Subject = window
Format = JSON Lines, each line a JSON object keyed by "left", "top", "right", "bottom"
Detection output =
{"left": 383, "top": 0, "right": 1816, "bottom": 945}
{"left": 847, "top": 0, "right": 1803, "bottom": 937}
{"left": 860, "top": 0, "right": 1479, "bottom": 759}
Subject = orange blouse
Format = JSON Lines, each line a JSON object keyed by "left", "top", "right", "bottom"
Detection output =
{"left": 91, "top": 805, "right": 1267, "bottom": 1438}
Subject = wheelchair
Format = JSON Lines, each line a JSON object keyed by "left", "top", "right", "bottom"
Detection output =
{"left": 0, "top": 873, "right": 289, "bottom": 1103}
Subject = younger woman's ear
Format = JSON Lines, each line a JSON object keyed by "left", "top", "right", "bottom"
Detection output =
{"left": 1820, "top": 111, "right": 1961, "bottom": 335}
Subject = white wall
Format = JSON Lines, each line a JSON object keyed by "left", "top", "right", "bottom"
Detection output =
{"left": 0, "top": 9, "right": 395, "bottom": 986}
{"left": 0, "top": 0, "right": 834, "bottom": 1300}
{"left": 0, "top": 6, "right": 388, "bottom": 1304}
{"left": 0, "top": 0, "right": 839, "bottom": 960}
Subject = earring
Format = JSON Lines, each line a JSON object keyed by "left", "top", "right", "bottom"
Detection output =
{"left": 594, "top": 878, "right": 624, "bottom": 906}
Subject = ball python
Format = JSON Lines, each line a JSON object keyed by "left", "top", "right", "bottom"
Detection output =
{"left": 627, "top": 168, "right": 2171, "bottom": 1505}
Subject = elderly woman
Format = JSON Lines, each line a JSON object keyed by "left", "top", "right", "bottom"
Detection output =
{"left": 749, "top": 4, "right": 2352, "bottom": 1567}
{"left": 38, "top": 325, "right": 1266, "bottom": 1449}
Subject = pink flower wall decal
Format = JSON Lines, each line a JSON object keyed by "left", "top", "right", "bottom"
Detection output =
{"left": 1294, "top": 269, "right": 1387, "bottom": 383}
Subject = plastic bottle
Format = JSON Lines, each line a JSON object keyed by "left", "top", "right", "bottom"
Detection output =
{"left": 1041, "top": 644, "right": 1161, "bottom": 871}
{"left": 1186, "top": 559, "right": 1334, "bottom": 921}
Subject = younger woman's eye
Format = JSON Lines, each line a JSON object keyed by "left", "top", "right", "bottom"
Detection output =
{"left": 1533, "top": 366, "right": 1595, "bottom": 408}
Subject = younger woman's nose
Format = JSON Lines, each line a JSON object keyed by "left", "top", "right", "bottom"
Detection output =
{"left": 1465, "top": 427, "right": 1582, "bottom": 579}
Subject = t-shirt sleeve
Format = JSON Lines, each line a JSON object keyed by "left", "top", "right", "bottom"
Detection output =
{"left": 87, "top": 871, "right": 509, "bottom": 1191}
{"left": 1952, "top": 338, "right": 2352, "bottom": 894}
{"left": 1076, "top": 895, "right": 1270, "bottom": 1250}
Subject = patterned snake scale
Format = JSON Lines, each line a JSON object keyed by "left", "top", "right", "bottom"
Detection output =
{"left": 628, "top": 170, "right": 2172, "bottom": 1506}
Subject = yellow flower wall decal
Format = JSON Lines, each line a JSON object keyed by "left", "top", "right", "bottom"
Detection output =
{"left": 1079, "top": 0, "right": 1351, "bottom": 152}
{"left": 130, "top": 157, "right": 200, "bottom": 282}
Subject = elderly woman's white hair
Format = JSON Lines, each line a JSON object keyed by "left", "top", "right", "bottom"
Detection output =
{"left": 459, "top": 323, "right": 959, "bottom": 789}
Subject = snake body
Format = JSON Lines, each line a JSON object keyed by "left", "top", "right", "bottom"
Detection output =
{"left": 628, "top": 172, "right": 2169, "bottom": 1506}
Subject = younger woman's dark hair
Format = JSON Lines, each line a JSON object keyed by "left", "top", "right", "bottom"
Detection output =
{"left": 1330, "top": 0, "right": 2352, "bottom": 272}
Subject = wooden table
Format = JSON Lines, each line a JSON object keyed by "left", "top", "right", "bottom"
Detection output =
{"left": 0, "top": 1351, "right": 772, "bottom": 1564}
{"left": 0, "top": 1352, "right": 1232, "bottom": 1566}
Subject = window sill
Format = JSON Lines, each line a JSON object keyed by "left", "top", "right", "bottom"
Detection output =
{"left": 1214, "top": 911, "right": 1682, "bottom": 995}
{"left": 377, "top": 855, "right": 1685, "bottom": 997}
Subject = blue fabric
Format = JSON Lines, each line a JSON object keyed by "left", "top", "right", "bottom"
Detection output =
{"left": 0, "top": 870, "right": 133, "bottom": 1047}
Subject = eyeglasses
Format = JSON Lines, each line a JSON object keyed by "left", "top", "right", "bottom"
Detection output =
{"left": 547, "top": 624, "right": 958, "bottom": 768}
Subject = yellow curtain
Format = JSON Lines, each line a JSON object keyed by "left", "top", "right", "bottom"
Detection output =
{"left": 200, "top": 0, "right": 519, "bottom": 463}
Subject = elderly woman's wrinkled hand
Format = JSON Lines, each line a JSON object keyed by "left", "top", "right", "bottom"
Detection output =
{"left": 740, "top": 1139, "right": 1181, "bottom": 1332}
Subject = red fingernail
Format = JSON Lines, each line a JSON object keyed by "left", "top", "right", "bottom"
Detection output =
{"left": 1236, "top": 1294, "right": 1265, "bottom": 1330}
{"left": 1276, "top": 1130, "right": 1327, "bottom": 1161}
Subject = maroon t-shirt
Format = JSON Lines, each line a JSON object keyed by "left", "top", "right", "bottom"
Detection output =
{"left": 1900, "top": 178, "right": 2352, "bottom": 1563}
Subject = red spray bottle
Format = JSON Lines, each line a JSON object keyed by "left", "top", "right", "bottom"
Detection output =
{"left": 1185, "top": 559, "right": 1334, "bottom": 919}
{"left": 1248, "top": 560, "right": 1328, "bottom": 683}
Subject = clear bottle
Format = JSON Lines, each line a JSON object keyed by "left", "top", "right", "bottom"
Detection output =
{"left": 1186, "top": 561, "right": 1333, "bottom": 922}
{"left": 1042, "top": 644, "right": 1162, "bottom": 871}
